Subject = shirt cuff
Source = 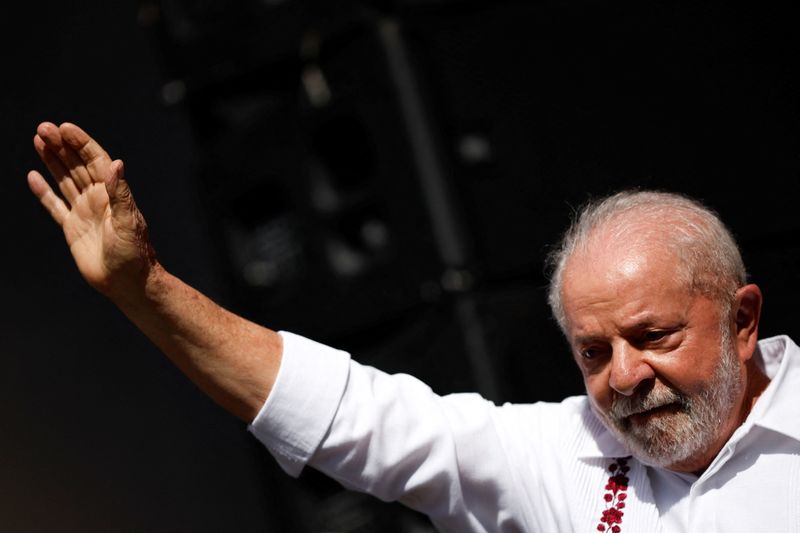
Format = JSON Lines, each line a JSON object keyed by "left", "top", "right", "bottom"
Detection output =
{"left": 247, "top": 331, "right": 351, "bottom": 477}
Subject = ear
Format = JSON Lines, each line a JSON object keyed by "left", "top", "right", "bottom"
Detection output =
{"left": 733, "top": 284, "right": 762, "bottom": 363}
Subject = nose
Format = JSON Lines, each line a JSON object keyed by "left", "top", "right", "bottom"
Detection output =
{"left": 608, "top": 342, "right": 656, "bottom": 396}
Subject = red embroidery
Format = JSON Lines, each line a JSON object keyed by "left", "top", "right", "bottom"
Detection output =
{"left": 596, "top": 457, "right": 630, "bottom": 532}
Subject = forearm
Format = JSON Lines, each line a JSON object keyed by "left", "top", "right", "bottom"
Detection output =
{"left": 29, "top": 121, "right": 282, "bottom": 423}
{"left": 112, "top": 262, "right": 282, "bottom": 422}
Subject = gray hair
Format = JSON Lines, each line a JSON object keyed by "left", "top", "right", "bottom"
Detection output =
{"left": 546, "top": 189, "right": 747, "bottom": 333}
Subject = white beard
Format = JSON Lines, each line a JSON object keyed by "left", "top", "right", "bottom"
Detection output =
{"left": 593, "top": 327, "right": 743, "bottom": 469}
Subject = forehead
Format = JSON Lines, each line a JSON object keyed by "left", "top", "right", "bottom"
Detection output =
{"left": 560, "top": 234, "right": 694, "bottom": 334}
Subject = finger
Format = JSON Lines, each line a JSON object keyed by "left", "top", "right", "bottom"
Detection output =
{"left": 105, "top": 159, "right": 133, "bottom": 216}
{"left": 33, "top": 134, "right": 80, "bottom": 204}
{"left": 28, "top": 170, "right": 69, "bottom": 226}
{"left": 37, "top": 122, "right": 93, "bottom": 190}
{"left": 59, "top": 122, "right": 113, "bottom": 184}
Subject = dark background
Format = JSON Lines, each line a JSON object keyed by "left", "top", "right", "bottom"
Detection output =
{"left": 3, "top": 1, "right": 800, "bottom": 531}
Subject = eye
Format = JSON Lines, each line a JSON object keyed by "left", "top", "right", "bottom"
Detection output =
{"left": 641, "top": 330, "right": 672, "bottom": 344}
{"left": 579, "top": 345, "right": 609, "bottom": 360}
{"left": 644, "top": 330, "right": 666, "bottom": 341}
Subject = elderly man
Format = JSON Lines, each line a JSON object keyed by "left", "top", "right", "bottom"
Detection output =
{"left": 28, "top": 121, "right": 800, "bottom": 532}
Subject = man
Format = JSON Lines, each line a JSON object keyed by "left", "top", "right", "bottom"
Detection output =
{"left": 28, "top": 121, "right": 800, "bottom": 532}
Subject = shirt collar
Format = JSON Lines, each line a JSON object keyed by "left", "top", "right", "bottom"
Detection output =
{"left": 746, "top": 335, "right": 800, "bottom": 442}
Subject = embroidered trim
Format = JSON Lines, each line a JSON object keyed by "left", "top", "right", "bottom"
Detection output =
{"left": 596, "top": 457, "right": 630, "bottom": 532}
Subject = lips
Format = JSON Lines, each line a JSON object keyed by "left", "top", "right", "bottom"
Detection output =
{"left": 627, "top": 402, "right": 682, "bottom": 423}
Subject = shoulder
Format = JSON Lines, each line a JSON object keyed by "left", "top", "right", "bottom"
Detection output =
{"left": 486, "top": 395, "right": 599, "bottom": 449}
{"left": 496, "top": 394, "right": 592, "bottom": 423}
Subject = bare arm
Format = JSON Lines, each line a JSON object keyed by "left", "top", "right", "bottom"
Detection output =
{"left": 28, "top": 121, "right": 281, "bottom": 422}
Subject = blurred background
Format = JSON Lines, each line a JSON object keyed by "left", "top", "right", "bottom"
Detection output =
{"left": 3, "top": 1, "right": 799, "bottom": 531}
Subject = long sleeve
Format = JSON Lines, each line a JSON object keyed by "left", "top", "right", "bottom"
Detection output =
{"left": 248, "top": 331, "right": 351, "bottom": 476}
{"left": 248, "top": 332, "right": 529, "bottom": 532}
{"left": 311, "top": 363, "right": 524, "bottom": 531}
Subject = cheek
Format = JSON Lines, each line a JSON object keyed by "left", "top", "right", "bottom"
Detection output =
{"left": 659, "top": 344, "right": 722, "bottom": 392}
{"left": 584, "top": 374, "right": 613, "bottom": 412}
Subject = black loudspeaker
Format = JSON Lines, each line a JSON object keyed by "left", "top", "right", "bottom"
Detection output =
{"left": 151, "top": 6, "right": 460, "bottom": 343}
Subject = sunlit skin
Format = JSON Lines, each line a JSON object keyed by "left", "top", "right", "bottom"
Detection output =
{"left": 560, "top": 229, "right": 768, "bottom": 474}
{"left": 28, "top": 122, "right": 282, "bottom": 422}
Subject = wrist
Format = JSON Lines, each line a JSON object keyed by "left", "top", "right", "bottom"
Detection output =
{"left": 105, "top": 258, "right": 167, "bottom": 310}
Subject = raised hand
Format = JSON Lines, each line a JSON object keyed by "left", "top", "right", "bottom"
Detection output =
{"left": 28, "top": 122, "right": 156, "bottom": 297}
{"left": 27, "top": 121, "right": 281, "bottom": 422}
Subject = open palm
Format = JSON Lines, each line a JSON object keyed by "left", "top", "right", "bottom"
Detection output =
{"left": 28, "top": 122, "right": 154, "bottom": 296}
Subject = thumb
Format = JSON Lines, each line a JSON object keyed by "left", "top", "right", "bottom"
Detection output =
{"left": 105, "top": 159, "right": 135, "bottom": 216}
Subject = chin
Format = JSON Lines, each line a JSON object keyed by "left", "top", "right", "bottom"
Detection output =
{"left": 594, "top": 403, "right": 712, "bottom": 469}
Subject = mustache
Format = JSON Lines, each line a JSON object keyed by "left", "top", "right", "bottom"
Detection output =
{"left": 610, "top": 386, "right": 688, "bottom": 420}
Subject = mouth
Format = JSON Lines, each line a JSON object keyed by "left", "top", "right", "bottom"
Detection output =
{"left": 626, "top": 402, "right": 683, "bottom": 424}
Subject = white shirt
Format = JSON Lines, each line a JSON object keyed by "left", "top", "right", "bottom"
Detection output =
{"left": 249, "top": 334, "right": 800, "bottom": 532}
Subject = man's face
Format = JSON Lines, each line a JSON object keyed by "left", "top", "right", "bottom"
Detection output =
{"left": 560, "top": 240, "right": 746, "bottom": 472}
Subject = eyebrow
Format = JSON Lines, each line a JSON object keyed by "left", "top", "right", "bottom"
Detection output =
{"left": 621, "top": 318, "right": 660, "bottom": 332}
{"left": 571, "top": 334, "right": 608, "bottom": 347}
{"left": 571, "top": 317, "right": 667, "bottom": 346}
